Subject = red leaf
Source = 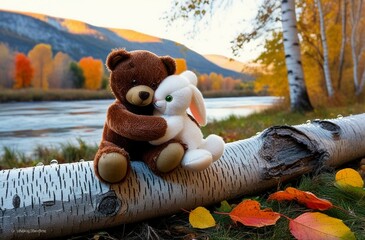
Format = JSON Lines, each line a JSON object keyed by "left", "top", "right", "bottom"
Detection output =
{"left": 290, "top": 212, "right": 356, "bottom": 240}
{"left": 229, "top": 199, "right": 280, "bottom": 227}
{"left": 268, "top": 187, "right": 333, "bottom": 211}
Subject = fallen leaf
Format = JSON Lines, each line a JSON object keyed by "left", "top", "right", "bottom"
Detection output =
{"left": 216, "top": 200, "right": 232, "bottom": 213}
{"left": 335, "top": 168, "right": 364, "bottom": 188}
{"left": 189, "top": 206, "right": 216, "bottom": 229}
{"left": 289, "top": 212, "right": 356, "bottom": 240}
{"left": 268, "top": 187, "right": 333, "bottom": 211}
{"left": 229, "top": 199, "right": 280, "bottom": 227}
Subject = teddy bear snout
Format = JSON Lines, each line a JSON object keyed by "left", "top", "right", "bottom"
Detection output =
{"left": 126, "top": 85, "right": 154, "bottom": 106}
{"left": 139, "top": 91, "right": 150, "bottom": 101}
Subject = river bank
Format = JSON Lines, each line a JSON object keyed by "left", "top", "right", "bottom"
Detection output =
{"left": 0, "top": 89, "right": 260, "bottom": 102}
{"left": 1, "top": 102, "right": 364, "bottom": 170}
{"left": 0, "top": 88, "right": 114, "bottom": 102}
{"left": 0, "top": 96, "right": 280, "bottom": 156}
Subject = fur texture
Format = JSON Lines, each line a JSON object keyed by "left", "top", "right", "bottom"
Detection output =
{"left": 94, "top": 49, "right": 185, "bottom": 183}
{"left": 150, "top": 71, "right": 225, "bottom": 171}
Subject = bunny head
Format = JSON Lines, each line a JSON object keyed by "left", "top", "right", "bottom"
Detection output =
{"left": 154, "top": 71, "right": 207, "bottom": 126}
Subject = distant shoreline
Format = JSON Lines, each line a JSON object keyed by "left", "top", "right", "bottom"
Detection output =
{"left": 0, "top": 89, "right": 114, "bottom": 103}
{"left": 0, "top": 89, "right": 263, "bottom": 103}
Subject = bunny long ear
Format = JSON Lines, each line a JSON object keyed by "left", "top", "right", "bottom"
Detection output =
{"left": 189, "top": 85, "right": 207, "bottom": 126}
{"left": 181, "top": 70, "right": 198, "bottom": 86}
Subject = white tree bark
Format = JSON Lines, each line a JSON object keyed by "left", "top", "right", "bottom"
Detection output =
{"left": 1, "top": 113, "right": 365, "bottom": 239}
{"left": 349, "top": 0, "right": 363, "bottom": 95}
{"left": 316, "top": 0, "right": 334, "bottom": 97}
{"left": 281, "top": 0, "right": 313, "bottom": 112}
{"left": 337, "top": 0, "right": 347, "bottom": 90}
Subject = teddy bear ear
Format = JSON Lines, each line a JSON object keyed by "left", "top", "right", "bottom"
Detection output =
{"left": 106, "top": 49, "right": 131, "bottom": 71}
{"left": 160, "top": 56, "right": 176, "bottom": 76}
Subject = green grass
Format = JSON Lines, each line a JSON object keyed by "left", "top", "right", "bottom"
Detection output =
{"left": 1, "top": 103, "right": 365, "bottom": 239}
{"left": 67, "top": 172, "right": 365, "bottom": 240}
{"left": 0, "top": 88, "right": 114, "bottom": 102}
{"left": 203, "top": 102, "right": 365, "bottom": 142}
{"left": 0, "top": 138, "right": 98, "bottom": 169}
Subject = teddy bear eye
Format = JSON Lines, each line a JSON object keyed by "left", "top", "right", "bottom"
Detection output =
{"left": 165, "top": 95, "right": 173, "bottom": 102}
{"left": 151, "top": 82, "right": 157, "bottom": 89}
{"left": 132, "top": 79, "right": 138, "bottom": 86}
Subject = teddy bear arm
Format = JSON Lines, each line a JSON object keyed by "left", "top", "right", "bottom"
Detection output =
{"left": 107, "top": 103, "right": 168, "bottom": 141}
{"left": 150, "top": 116, "right": 184, "bottom": 145}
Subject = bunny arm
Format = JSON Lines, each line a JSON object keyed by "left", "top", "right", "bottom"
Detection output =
{"left": 107, "top": 101, "right": 167, "bottom": 141}
{"left": 149, "top": 116, "right": 184, "bottom": 145}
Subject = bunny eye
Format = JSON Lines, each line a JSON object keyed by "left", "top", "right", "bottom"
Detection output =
{"left": 165, "top": 95, "right": 173, "bottom": 102}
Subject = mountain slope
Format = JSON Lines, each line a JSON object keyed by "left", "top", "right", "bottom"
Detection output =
{"left": 0, "top": 10, "right": 251, "bottom": 80}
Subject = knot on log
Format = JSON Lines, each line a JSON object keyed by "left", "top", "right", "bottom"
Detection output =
{"left": 312, "top": 120, "right": 341, "bottom": 138}
{"left": 260, "top": 126, "right": 327, "bottom": 179}
{"left": 96, "top": 191, "right": 121, "bottom": 217}
{"left": 12, "top": 194, "right": 20, "bottom": 208}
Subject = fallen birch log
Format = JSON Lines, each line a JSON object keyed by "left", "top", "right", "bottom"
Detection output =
{"left": 1, "top": 113, "right": 365, "bottom": 239}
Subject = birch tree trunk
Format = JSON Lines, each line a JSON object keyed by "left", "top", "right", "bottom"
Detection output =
{"left": 316, "top": 0, "right": 334, "bottom": 97}
{"left": 349, "top": 0, "right": 363, "bottom": 94}
{"left": 337, "top": 0, "right": 347, "bottom": 90}
{"left": 1, "top": 113, "right": 365, "bottom": 240}
{"left": 281, "top": 0, "right": 313, "bottom": 112}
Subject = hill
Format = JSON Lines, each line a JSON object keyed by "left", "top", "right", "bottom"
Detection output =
{"left": 204, "top": 54, "right": 246, "bottom": 72}
{"left": 0, "top": 10, "right": 251, "bottom": 80}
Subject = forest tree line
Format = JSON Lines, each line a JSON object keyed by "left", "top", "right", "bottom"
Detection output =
{"left": 0, "top": 43, "right": 249, "bottom": 94}
{"left": 247, "top": 0, "right": 365, "bottom": 105}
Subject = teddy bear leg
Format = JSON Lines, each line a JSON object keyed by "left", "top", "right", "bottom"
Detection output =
{"left": 94, "top": 141, "right": 130, "bottom": 183}
{"left": 143, "top": 141, "right": 185, "bottom": 174}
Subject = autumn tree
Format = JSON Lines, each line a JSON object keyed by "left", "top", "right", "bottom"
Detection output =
{"left": 349, "top": 0, "right": 365, "bottom": 95}
{"left": 175, "top": 58, "right": 188, "bottom": 74}
{"left": 253, "top": 32, "right": 289, "bottom": 97}
{"left": 299, "top": 0, "right": 365, "bottom": 99}
{"left": 78, "top": 57, "right": 104, "bottom": 90}
{"left": 13, "top": 53, "right": 34, "bottom": 89}
{"left": 49, "top": 52, "right": 73, "bottom": 88}
{"left": 0, "top": 43, "right": 14, "bottom": 88}
{"left": 28, "top": 43, "right": 53, "bottom": 90}
{"left": 69, "top": 62, "right": 84, "bottom": 88}
{"left": 315, "top": 0, "right": 334, "bottom": 97}
{"left": 167, "top": 0, "right": 313, "bottom": 112}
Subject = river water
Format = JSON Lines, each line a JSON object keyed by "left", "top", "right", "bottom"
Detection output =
{"left": 0, "top": 96, "right": 280, "bottom": 155}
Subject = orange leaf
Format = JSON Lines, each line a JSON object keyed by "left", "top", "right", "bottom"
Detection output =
{"left": 290, "top": 212, "right": 356, "bottom": 240}
{"left": 268, "top": 187, "right": 333, "bottom": 210}
{"left": 229, "top": 199, "right": 280, "bottom": 227}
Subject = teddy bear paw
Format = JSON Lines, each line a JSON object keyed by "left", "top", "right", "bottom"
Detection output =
{"left": 97, "top": 152, "right": 129, "bottom": 183}
{"left": 156, "top": 142, "right": 184, "bottom": 173}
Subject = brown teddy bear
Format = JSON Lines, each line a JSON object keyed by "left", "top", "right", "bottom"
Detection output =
{"left": 94, "top": 49, "right": 185, "bottom": 183}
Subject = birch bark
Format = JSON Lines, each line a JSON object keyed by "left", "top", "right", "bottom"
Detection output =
{"left": 337, "top": 0, "right": 347, "bottom": 90}
{"left": 316, "top": 0, "right": 334, "bottom": 97}
{"left": 1, "top": 113, "right": 365, "bottom": 239}
{"left": 281, "top": 0, "right": 313, "bottom": 111}
{"left": 349, "top": 0, "right": 363, "bottom": 94}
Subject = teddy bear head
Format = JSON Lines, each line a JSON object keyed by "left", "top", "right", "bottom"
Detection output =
{"left": 106, "top": 49, "right": 176, "bottom": 112}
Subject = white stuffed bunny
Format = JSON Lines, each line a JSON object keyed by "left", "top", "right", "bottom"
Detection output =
{"left": 150, "top": 70, "right": 225, "bottom": 171}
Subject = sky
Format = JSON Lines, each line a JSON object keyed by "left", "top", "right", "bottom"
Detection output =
{"left": 0, "top": 0, "right": 261, "bottom": 62}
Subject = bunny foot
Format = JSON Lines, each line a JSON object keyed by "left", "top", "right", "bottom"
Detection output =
{"left": 181, "top": 149, "right": 213, "bottom": 171}
{"left": 200, "top": 134, "right": 225, "bottom": 161}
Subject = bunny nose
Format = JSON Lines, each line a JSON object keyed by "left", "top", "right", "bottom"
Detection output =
{"left": 139, "top": 91, "right": 150, "bottom": 101}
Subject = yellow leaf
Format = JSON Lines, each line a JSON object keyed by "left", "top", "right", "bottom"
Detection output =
{"left": 335, "top": 168, "right": 364, "bottom": 188}
{"left": 189, "top": 206, "right": 216, "bottom": 229}
{"left": 290, "top": 212, "right": 355, "bottom": 240}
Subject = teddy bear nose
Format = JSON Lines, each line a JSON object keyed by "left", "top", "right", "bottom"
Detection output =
{"left": 139, "top": 91, "right": 150, "bottom": 101}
